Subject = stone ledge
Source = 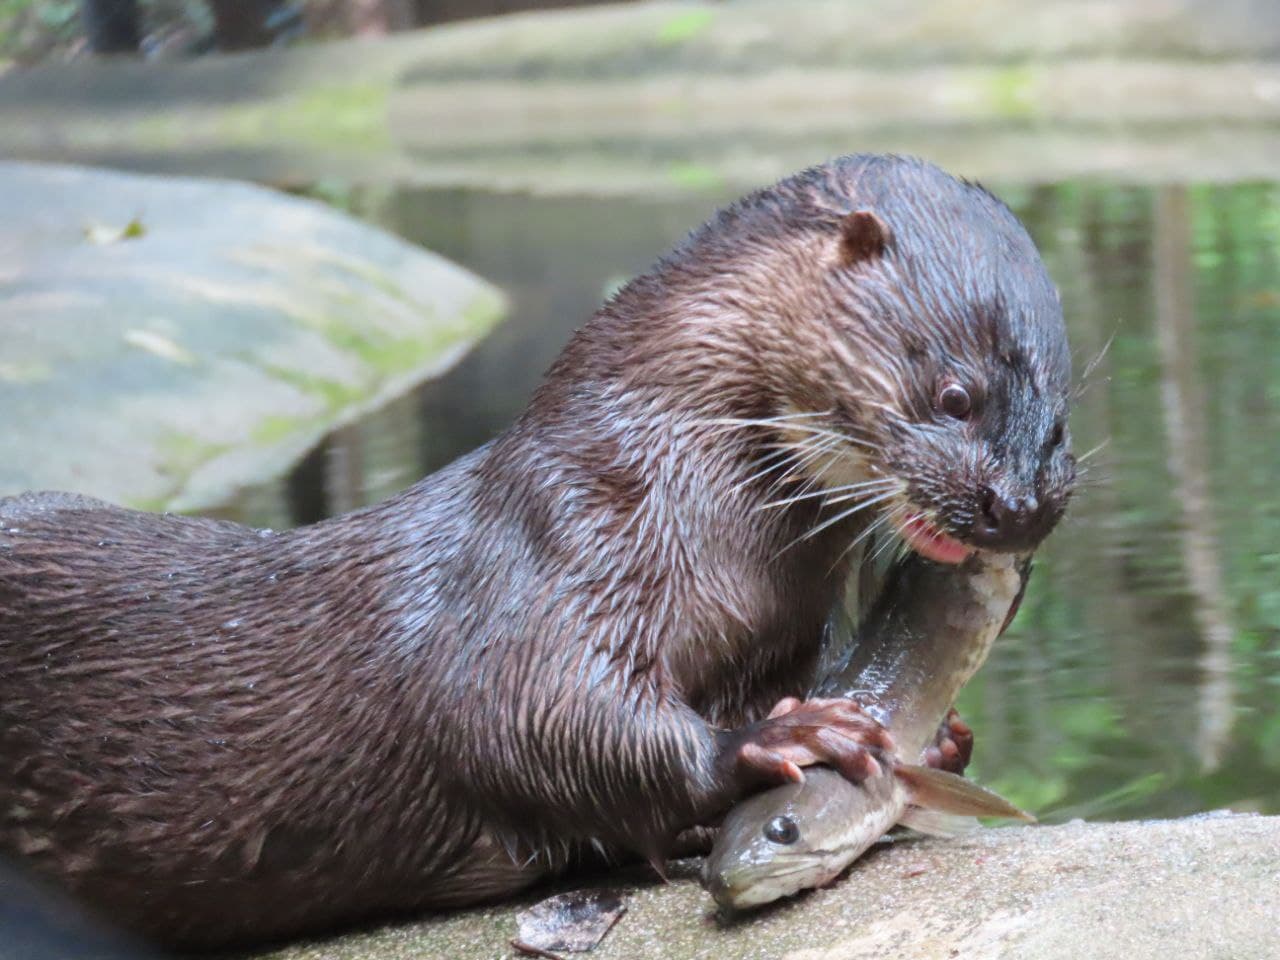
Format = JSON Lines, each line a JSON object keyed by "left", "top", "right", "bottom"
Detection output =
{"left": 2, "top": 1, "right": 1279, "bottom": 190}
{"left": 260, "top": 812, "right": 1279, "bottom": 960}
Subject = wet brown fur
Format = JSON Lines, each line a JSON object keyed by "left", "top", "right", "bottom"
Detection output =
{"left": 0, "top": 156, "right": 1073, "bottom": 948}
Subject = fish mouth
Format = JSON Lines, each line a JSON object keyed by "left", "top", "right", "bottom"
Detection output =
{"left": 704, "top": 860, "right": 835, "bottom": 910}
{"left": 899, "top": 512, "right": 972, "bottom": 565}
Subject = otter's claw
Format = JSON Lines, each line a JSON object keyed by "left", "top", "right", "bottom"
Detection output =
{"left": 722, "top": 697, "right": 895, "bottom": 791}
{"left": 923, "top": 707, "right": 973, "bottom": 775}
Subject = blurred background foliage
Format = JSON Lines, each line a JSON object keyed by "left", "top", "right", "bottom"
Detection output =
{"left": 2, "top": 0, "right": 204, "bottom": 61}
{"left": 0, "top": 0, "right": 609, "bottom": 61}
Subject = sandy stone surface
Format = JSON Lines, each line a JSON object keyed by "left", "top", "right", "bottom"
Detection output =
{"left": 258, "top": 813, "right": 1280, "bottom": 960}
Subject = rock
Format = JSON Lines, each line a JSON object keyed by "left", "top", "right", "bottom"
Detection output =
{"left": 258, "top": 813, "right": 1280, "bottom": 960}
{"left": 2, "top": 0, "right": 1280, "bottom": 190}
{"left": 0, "top": 161, "right": 505, "bottom": 511}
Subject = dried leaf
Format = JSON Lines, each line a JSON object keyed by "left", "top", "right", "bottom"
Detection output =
{"left": 514, "top": 889, "right": 628, "bottom": 953}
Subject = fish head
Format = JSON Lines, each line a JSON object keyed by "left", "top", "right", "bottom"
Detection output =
{"left": 702, "top": 768, "right": 897, "bottom": 910}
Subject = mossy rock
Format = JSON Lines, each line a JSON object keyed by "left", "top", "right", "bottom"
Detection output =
{"left": 0, "top": 161, "right": 505, "bottom": 512}
{"left": 1, "top": 1, "right": 1280, "bottom": 191}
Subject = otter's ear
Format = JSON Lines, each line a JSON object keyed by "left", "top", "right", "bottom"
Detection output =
{"left": 838, "top": 210, "right": 892, "bottom": 266}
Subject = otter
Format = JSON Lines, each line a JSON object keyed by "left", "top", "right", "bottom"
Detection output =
{"left": 0, "top": 155, "right": 1075, "bottom": 948}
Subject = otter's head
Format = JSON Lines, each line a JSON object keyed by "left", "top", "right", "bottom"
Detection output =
{"left": 764, "top": 156, "right": 1076, "bottom": 562}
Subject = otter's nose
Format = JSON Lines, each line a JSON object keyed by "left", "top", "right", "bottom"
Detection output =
{"left": 971, "top": 486, "right": 1046, "bottom": 551}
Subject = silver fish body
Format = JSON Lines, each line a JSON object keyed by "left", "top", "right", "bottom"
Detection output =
{"left": 703, "top": 552, "right": 1029, "bottom": 909}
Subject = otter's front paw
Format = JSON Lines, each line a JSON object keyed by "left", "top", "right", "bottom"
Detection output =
{"left": 720, "top": 697, "right": 894, "bottom": 790}
{"left": 923, "top": 707, "right": 973, "bottom": 775}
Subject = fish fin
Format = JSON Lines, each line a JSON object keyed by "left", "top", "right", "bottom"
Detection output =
{"left": 898, "top": 806, "right": 978, "bottom": 837}
{"left": 895, "top": 765, "right": 1037, "bottom": 823}
{"left": 647, "top": 852, "right": 670, "bottom": 882}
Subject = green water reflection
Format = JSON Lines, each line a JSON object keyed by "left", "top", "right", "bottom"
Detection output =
{"left": 217, "top": 180, "right": 1280, "bottom": 823}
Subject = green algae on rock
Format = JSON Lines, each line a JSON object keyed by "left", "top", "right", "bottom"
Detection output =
{"left": 0, "top": 161, "right": 505, "bottom": 512}
{"left": 2, "top": 0, "right": 1280, "bottom": 191}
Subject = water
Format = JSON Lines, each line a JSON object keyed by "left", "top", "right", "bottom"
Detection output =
{"left": 213, "top": 179, "right": 1280, "bottom": 824}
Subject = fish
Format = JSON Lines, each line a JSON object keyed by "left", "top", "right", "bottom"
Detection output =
{"left": 702, "top": 551, "right": 1034, "bottom": 910}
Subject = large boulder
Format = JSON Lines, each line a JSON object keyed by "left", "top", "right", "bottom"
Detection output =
{"left": 0, "top": 161, "right": 505, "bottom": 511}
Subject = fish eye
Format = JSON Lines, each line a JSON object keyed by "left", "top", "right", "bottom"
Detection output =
{"left": 936, "top": 383, "right": 972, "bottom": 421}
{"left": 763, "top": 815, "right": 799, "bottom": 845}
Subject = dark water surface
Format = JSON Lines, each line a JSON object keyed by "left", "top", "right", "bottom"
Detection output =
{"left": 215, "top": 180, "right": 1280, "bottom": 823}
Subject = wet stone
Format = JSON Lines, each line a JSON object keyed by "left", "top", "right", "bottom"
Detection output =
{"left": 0, "top": 161, "right": 505, "bottom": 513}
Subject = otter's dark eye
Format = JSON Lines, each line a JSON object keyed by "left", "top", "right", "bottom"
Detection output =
{"left": 937, "top": 383, "right": 972, "bottom": 420}
{"left": 764, "top": 815, "right": 799, "bottom": 845}
{"left": 1050, "top": 422, "right": 1066, "bottom": 447}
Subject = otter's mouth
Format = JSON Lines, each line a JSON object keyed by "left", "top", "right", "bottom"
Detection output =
{"left": 900, "top": 513, "right": 972, "bottom": 565}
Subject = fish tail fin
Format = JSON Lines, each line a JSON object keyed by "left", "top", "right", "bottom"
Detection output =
{"left": 895, "top": 765, "right": 1037, "bottom": 823}
{"left": 897, "top": 806, "right": 978, "bottom": 837}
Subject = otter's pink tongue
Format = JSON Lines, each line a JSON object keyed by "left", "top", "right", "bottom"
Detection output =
{"left": 902, "top": 515, "right": 972, "bottom": 565}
